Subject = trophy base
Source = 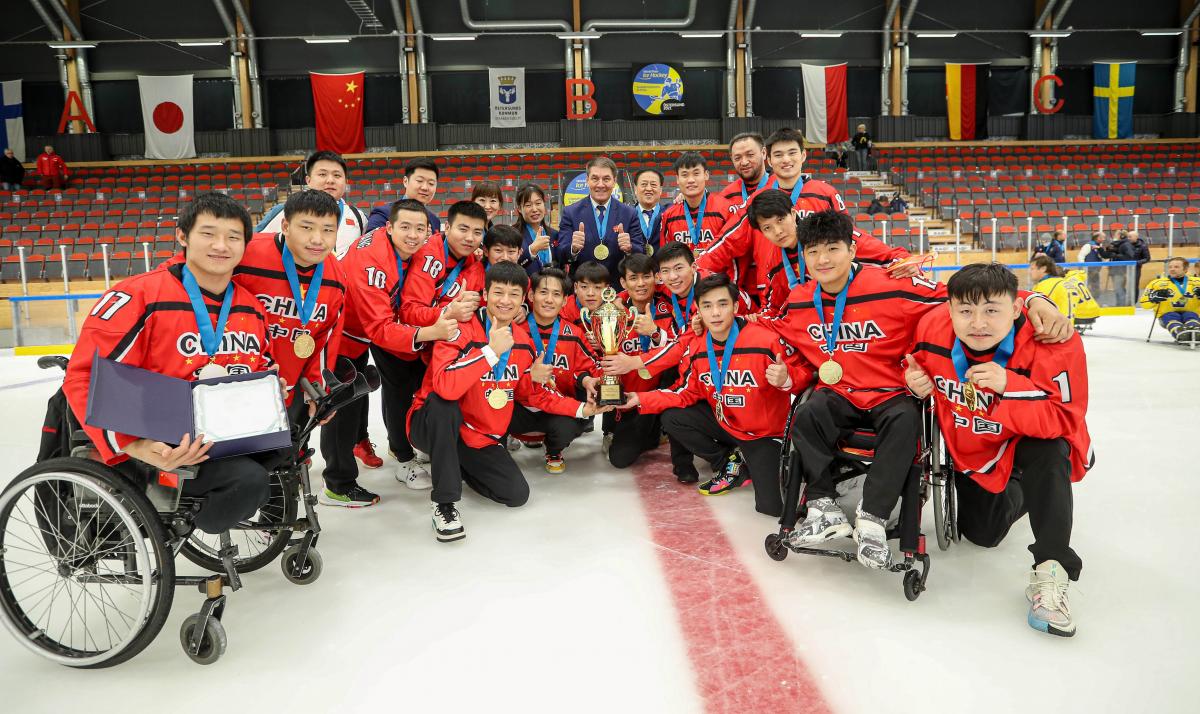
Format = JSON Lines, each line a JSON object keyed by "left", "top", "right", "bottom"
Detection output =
{"left": 597, "top": 381, "right": 624, "bottom": 407}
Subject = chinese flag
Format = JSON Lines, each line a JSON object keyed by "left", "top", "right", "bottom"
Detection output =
{"left": 311, "top": 71, "right": 365, "bottom": 154}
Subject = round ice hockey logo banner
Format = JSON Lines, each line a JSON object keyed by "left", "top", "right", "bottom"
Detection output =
{"left": 562, "top": 172, "right": 624, "bottom": 207}
{"left": 632, "top": 64, "right": 685, "bottom": 117}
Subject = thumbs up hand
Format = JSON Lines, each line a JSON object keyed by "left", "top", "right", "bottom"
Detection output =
{"left": 904, "top": 353, "right": 933, "bottom": 398}
{"left": 766, "top": 352, "right": 791, "bottom": 390}
{"left": 634, "top": 302, "right": 658, "bottom": 336}
{"left": 530, "top": 355, "right": 554, "bottom": 385}
{"left": 616, "top": 223, "right": 632, "bottom": 253}
{"left": 529, "top": 226, "right": 551, "bottom": 255}
{"left": 572, "top": 222, "right": 586, "bottom": 254}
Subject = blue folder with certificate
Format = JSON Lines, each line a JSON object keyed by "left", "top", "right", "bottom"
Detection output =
{"left": 84, "top": 351, "right": 291, "bottom": 459}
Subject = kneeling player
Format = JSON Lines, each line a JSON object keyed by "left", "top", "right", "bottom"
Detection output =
{"left": 511, "top": 268, "right": 602, "bottom": 473}
{"left": 906, "top": 263, "right": 1092, "bottom": 637}
{"left": 623, "top": 274, "right": 811, "bottom": 515}
{"left": 1139, "top": 256, "right": 1200, "bottom": 341}
{"left": 63, "top": 193, "right": 272, "bottom": 534}
{"left": 408, "top": 262, "right": 610, "bottom": 542}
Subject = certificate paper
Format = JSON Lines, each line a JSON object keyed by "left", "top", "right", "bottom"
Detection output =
{"left": 192, "top": 378, "right": 288, "bottom": 443}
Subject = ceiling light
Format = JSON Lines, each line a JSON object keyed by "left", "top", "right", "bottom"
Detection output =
{"left": 801, "top": 31, "right": 844, "bottom": 38}
{"left": 915, "top": 31, "right": 957, "bottom": 38}
{"left": 177, "top": 40, "right": 225, "bottom": 47}
{"left": 1140, "top": 30, "right": 1183, "bottom": 36}
{"left": 679, "top": 32, "right": 723, "bottom": 38}
{"left": 556, "top": 32, "right": 602, "bottom": 40}
{"left": 304, "top": 37, "right": 351, "bottom": 44}
{"left": 428, "top": 34, "right": 477, "bottom": 41}
{"left": 1030, "top": 31, "right": 1071, "bottom": 38}
{"left": 48, "top": 41, "right": 96, "bottom": 49}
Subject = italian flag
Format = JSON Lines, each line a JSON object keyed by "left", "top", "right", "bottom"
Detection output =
{"left": 945, "top": 63, "right": 990, "bottom": 141}
{"left": 801, "top": 63, "right": 848, "bottom": 145}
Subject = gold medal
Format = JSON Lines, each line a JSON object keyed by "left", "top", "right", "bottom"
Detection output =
{"left": 646, "top": 244, "right": 654, "bottom": 256}
{"left": 487, "top": 388, "right": 509, "bottom": 409}
{"left": 963, "top": 381, "right": 978, "bottom": 412}
{"left": 293, "top": 333, "right": 316, "bottom": 359}
{"left": 818, "top": 359, "right": 843, "bottom": 385}
{"left": 714, "top": 399, "right": 725, "bottom": 422}
{"left": 594, "top": 243, "right": 610, "bottom": 260}
{"left": 638, "top": 368, "right": 652, "bottom": 380}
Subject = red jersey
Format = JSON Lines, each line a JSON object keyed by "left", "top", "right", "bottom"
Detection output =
{"left": 517, "top": 317, "right": 602, "bottom": 397}
{"left": 639, "top": 279, "right": 754, "bottom": 380}
{"left": 36, "top": 152, "right": 68, "bottom": 178}
{"left": 235, "top": 233, "right": 346, "bottom": 401}
{"left": 719, "top": 174, "right": 772, "bottom": 215}
{"left": 63, "top": 264, "right": 274, "bottom": 465}
{"left": 399, "top": 234, "right": 485, "bottom": 328}
{"left": 338, "top": 227, "right": 426, "bottom": 360}
{"left": 409, "top": 313, "right": 584, "bottom": 448}
{"left": 658, "top": 192, "right": 735, "bottom": 257}
{"left": 638, "top": 319, "right": 813, "bottom": 440}
{"left": 911, "top": 312, "right": 1093, "bottom": 494}
{"left": 766, "top": 265, "right": 946, "bottom": 411}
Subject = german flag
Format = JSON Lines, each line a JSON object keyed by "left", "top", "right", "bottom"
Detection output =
{"left": 946, "top": 63, "right": 989, "bottom": 141}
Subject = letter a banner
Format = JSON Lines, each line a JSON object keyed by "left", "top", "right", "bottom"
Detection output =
{"left": 489, "top": 67, "right": 526, "bottom": 128}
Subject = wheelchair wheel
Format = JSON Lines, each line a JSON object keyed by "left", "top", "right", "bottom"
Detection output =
{"left": 179, "top": 468, "right": 297, "bottom": 574}
{"left": 0, "top": 458, "right": 175, "bottom": 668}
{"left": 764, "top": 534, "right": 789, "bottom": 562}
{"left": 281, "top": 545, "right": 322, "bottom": 585}
{"left": 179, "top": 613, "right": 227, "bottom": 665}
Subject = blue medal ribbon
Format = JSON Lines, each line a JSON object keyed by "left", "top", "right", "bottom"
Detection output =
{"left": 593, "top": 201, "right": 610, "bottom": 250}
{"left": 705, "top": 319, "right": 741, "bottom": 402}
{"left": 181, "top": 265, "right": 234, "bottom": 361}
{"left": 781, "top": 247, "right": 806, "bottom": 289}
{"left": 529, "top": 318, "right": 562, "bottom": 365}
{"left": 812, "top": 268, "right": 855, "bottom": 359}
{"left": 439, "top": 238, "right": 466, "bottom": 299}
{"left": 770, "top": 176, "right": 806, "bottom": 204}
{"left": 526, "top": 224, "right": 552, "bottom": 266}
{"left": 281, "top": 244, "right": 325, "bottom": 327}
{"left": 682, "top": 193, "right": 709, "bottom": 246}
{"left": 483, "top": 314, "right": 513, "bottom": 383}
{"left": 739, "top": 173, "right": 771, "bottom": 204}
{"left": 951, "top": 326, "right": 1016, "bottom": 385}
{"left": 1169, "top": 276, "right": 1189, "bottom": 301}
{"left": 390, "top": 246, "right": 406, "bottom": 309}
{"left": 639, "top": 205, "right": 661, "bottom": 243}
{"left": 670, "top": 286, "right": 695, "bottom": 331}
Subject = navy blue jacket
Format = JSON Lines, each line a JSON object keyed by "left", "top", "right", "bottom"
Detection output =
{"left": 555, "top": 198, "right": 646, "bottom": 286}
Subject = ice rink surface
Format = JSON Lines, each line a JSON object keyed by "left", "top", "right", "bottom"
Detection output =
{"left": 0, "top": 312, "right": 1196, "bottom": 714}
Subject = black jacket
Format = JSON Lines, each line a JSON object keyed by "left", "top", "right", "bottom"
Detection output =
{"left": 1129, "top": 238, "right": 1151, "bottom": 265}
{"left": 1109, "top": 238, "right": 1136, "bottom": 262}
{"left": 0, "top": 155, "right": 24, "bottom": 184}
{"left": 851, "top": 132, "right": 872, "bottom": 151}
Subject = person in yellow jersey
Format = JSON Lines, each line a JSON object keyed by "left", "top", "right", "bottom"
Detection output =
{"left": 1029, "top": 256, "right": 1100, "bottom": 333}
{"left": 1139, "top": 256, "right": 1200, "bottom": 342}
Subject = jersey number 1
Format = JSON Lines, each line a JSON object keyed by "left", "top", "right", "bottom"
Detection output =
{"left": 1052, "top": 371, "right": 1072, "bottom": 403}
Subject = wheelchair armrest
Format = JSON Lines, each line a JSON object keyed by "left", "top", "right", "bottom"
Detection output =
{"left": 38, "top": 355, "right": 69, "bottom": 372}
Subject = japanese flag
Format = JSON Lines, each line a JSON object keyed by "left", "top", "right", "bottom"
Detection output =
{"left": 138, "top": 75, "right": 196, "bottom": 160}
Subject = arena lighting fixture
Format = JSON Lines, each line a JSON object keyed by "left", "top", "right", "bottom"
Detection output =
{"left": 48, "top": 41, "right": 96, "bottom": 49}
{"left": 304, "top": 37, "right": 352, "bottom": 44}
{"left": 556, "top": 32, "right": 602, "bottom": 40}
{"left": 800, "top": 31, "right": 844, "bottom": 38}
{"left": 679, "top": 32, "right": 724, "bottom": 38}
{"left": 1030, "top": 31, "right": 1072, "bottom": 38}
{"left": 428, "top": 34, "right": 477, "bottom": 41}
{"left": 915, "top": 31, "right": 957, "bottom": 38}
{"left": 1140, "top": 30, "right": 1184, "bottom": 36}
{"left": 177, "top": 41, "right": 225, "bottom": 47}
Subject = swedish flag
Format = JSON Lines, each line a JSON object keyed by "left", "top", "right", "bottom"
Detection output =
{"left": 1093, "top": 62, "right": 1135, "bottom": 139}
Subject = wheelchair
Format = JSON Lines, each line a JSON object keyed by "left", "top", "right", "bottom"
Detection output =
{"left": 0, "top": 355, "right": 378, "bottom": 667}
{"left": 763, "top": 389, "right": 957, "bottom": 601}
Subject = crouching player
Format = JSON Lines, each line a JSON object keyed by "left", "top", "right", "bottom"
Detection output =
{"left": 622, "top": 274, "right": 812, "bottom": 515}
{"left": 63, "top": 193, "right": 271, "bottom": 534}
{"left": 511, "top": 268, "right": 603, "bottom": 473}
{"left": 906, "top": 263, "right": 1092, "bottom": 637}
{"left": 1139, "top": 256, "right": 1200, "bottom": 342}
{"left": 408, "top": 262, "right": 611, "bottom": 542}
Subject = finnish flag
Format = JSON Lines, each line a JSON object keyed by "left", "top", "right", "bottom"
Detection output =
{"left": 0, "top": 80, "right": 25, "bottom": 162}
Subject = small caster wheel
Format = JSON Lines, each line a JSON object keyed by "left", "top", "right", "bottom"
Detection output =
{"left": 281, "top": 545, "right": 323, "bottom": 585}
{"left": 764, "top": 533, "right": 789, "bottom": 562}
{"left": 903, "top": 570, "right": 923, "bottom": 602}
{"left": 180, "top": 614, "right": 227, "bottom": 665}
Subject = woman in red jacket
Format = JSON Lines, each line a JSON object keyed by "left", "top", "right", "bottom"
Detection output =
{"left": 36, "top": 144, "right": 68, "bottom": 190}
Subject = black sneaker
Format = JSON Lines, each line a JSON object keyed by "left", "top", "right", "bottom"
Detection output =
{"left": 319, "top": 484, "right": 380, "bottom": 508}
{"left": 432, "top": 502, "right": 465, "bottom": 542}
{"left": 674, "top": 467, "right": 700, "bottom": 484}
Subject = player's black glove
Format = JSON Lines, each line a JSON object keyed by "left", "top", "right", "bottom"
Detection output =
{"left": 1148, "top": 288, "right": 1175, "bottom": 302}
{"left": 1192, "top": 286, "right": 1200, "bottom": 299}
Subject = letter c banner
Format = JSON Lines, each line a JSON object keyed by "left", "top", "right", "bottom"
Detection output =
{"left": 1034, "top": 74, "right": 1064, "bottom": 114}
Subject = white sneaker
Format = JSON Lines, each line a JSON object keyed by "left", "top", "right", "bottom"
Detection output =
{"left": 395, "top": 460, "right": 432, "bottom": 490}
{"left": 1026, "top": 560, "right": 1075, "bottom": 637}
{"left": 786, "top": 497, "right": 852, "bottom": 547}
{"left": 432, "top": 502, "right": 465, "bottom": 542}
{"left": 852, "top": 504, "right": 892, "bottom": 570}
{"left": 506, "top": 437, "right": 522, "bottom": 452}
{"left": 413, "top": 450, "right": 431, "bottom": 465}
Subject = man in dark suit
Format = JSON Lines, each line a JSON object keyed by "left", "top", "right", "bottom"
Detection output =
{"left": 556, "top": 156, "right": 646, "bottom": 286}
{"left": 632, "top": 168, "right": 665, "bottom": 254}
{"left": 364, "top": 157, "right": 442, "bottom": 234}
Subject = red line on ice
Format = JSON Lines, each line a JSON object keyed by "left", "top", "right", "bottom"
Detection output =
{"left": 631, "top": 452, "right": 833, "bottom": 714}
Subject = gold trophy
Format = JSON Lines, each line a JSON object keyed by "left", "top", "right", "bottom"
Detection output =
{"left": 580, "top": 288, "right": 636, "bottom": 406}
